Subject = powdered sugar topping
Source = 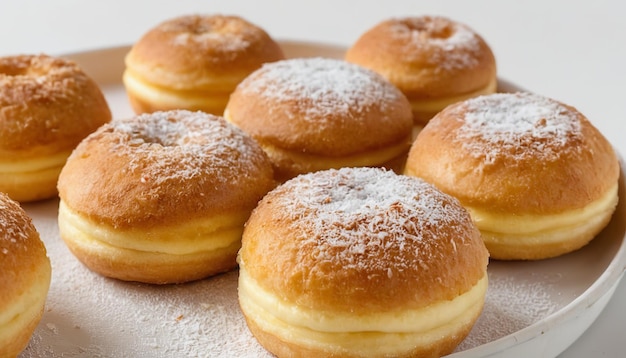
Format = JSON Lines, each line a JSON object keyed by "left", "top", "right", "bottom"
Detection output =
{"left": 174, "top": 32, "right": 250, "bottom": 51}
{"left": 0, "top": 194, "right": 32, "bottom": 255}
{"left": 103, "top": 110, "right": 266, "bottom": 185}
{"left": 172, "top": 32, "right": 251, "bottom": 52}
{"left": 238, "top": 57, "right": 404, "bottom": 119}
{"left": 272, "top": 167, "right": 475, "bottom": 273}
{"left": 162, "top": 15, "right": 254, "bottom": 52}
{"left": 450, "top": 92, "right": 583, "bottom": 164}
{"left": 389, "top": 16, "right": 483, "bottom": 70}
{"left": 0, "top": 55, "right": 87, "bottom": 108}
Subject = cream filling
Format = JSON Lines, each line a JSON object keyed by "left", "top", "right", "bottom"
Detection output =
{"left": 0, "top": 167, "right": 61, "bottom": 189}
{"left": 122, "top": 70, "right": 230, "bottom": 110}
{"left": 223, "top": 110, "right": 410, "bottom": 171}
{"left": 58, "top": 201, "right": 245, "bottom": 255}
{"left": 239, "top": 267, "right": 487, "bottom": 355}
{"left": 0, "top": 150, "right": 70, "bottom": 173}
{"left": 0, "top": 152, "right": 67, "bottom": 196}
{"left": 0, "top": 263, "right": 51, "bottom": 344}
{"left": 468, "top": 183, "right": 619, "bottom": 241}
{"left": 238, "top": 266, "right": 487, "bottom": 334}
{"left": 410, "top": 77, "right": 498, "bottom": 114}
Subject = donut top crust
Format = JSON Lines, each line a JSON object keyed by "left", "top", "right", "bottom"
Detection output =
{"left": 386, "top": 16, "right": 482, "bottom": 70}
{"left": 0, "top": 54, "right": 111, "bottom": 154}
{"left": 57, "top": 110, "right": 275, "bottom": 229}
{"left": 125, "top": 14, "right": 285, "bottom": 90}
{"left": 345, "top": 16, "right": 496, "bottom": 98}
{"left": 240, "top": 167, "right": 488, "bottom": 313}
{"left": 226, "top": 57, "right": 413, "bottom": 155}
{"left": 406, "top": 92, "right": 619, "bottom": 213}
{"left": 454, "top": 92, "right": 582, "bottom": 162}
{"left": 0, "top": 193, "right": 49, "bottom": 306}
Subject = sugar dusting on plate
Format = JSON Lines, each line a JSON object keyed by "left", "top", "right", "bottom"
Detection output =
{"left": 455, "top": 271, "right": 562, "bottom": 352}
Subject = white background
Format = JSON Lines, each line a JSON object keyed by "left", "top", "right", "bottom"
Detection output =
{"left": 1, "top": 1, "right": 625, "bottom": 357}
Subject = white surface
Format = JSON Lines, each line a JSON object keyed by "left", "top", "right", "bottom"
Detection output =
{"left": 2, "top": 1, "right": 625, "bottom": 357}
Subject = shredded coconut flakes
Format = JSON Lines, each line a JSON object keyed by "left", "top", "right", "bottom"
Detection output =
{"left": 238, "top": 57, "right": 403, "bottom": 119}
{"left": 104, "top": 110, "right": 266, "bottom": 186}
{"left": 270, "top": 167, "right": 474, "bottom": 273}
{"left": 450, "top": 92, "right": 583, "bottom": 164}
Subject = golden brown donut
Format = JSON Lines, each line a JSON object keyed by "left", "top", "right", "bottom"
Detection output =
{"left": 0, "top": 192, "right": 51, "bottom": 357}
{"left": 405, "top": 92, "right": 620, "bottom": 260}
{"left": 123, "top": 14, "right": 285, "bottom": 115}
{"left": 238, "top": 167, "right": 489, "bottom": 357}
{"left": 57, "top": 110, "right": 275, "bottom": 284}
{"left": 345, "top": 15, "right": 497, "bottom": 128}
{"left": 224, "top": 57, "right": 413, "bottom": 181}
{"left": 0, "top": 54, "right": 112, "bottom": 202}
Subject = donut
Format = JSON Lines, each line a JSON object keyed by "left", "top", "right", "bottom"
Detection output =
{"left": 224, "top": 57, "right": 413, "bottom": 181}
{"left": 238, "top": 167, "right": 489, "bottom": 357}
{"left": 0, "top": 54, "right": 112, "bottom": 202}
{"left": 123, "top": 14, "right": 285, "bottom": 115}
{"left": 345, "top": 15, "right": 497, "bottom": 128}
{"left": 0, "top": 192, "right": 51, "bottom": 357}
{"left": 56, "top": 110, "right": 276, "bottom": 284}
{"left": 404, "top": 92, "right": 620, "bottom": 260}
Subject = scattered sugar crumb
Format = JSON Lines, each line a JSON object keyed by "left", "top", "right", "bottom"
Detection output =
{"left": 45, "top": 323, "right": 58, "bottom": 334}
{"left": 455, "top": 271, "right": 562, "bottom": 351}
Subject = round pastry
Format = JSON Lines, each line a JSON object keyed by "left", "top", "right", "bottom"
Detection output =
{"left": 345, "top": 15, "right": 497, "bottom": 128}
{"left": 224, "top": 57, "right": 413, "bottom": 181}
{"left": 123, "top": 14, "right": 285, "bottom": 115}
{"left": 0, "top": 54, "right": 112, "bottom": 202}
{"left": 0, "top": 192, "right": 52, "bottom": 357}
{"left": 238, "top": 167, "right": 489, "bottom": 357}
{"left": 57, "top": 110, "right": 276, "bottom": 284}
{"left": 404, "top": 92, "right": 620, "bottom": 260}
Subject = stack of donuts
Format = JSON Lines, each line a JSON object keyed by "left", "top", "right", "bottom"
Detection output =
{"left": 1, "top": 12, "right": 619, "bottom": 358}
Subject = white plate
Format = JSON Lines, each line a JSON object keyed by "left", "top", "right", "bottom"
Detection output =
{"left": 19, "top": 41, "right": 626, "bottom": 358}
